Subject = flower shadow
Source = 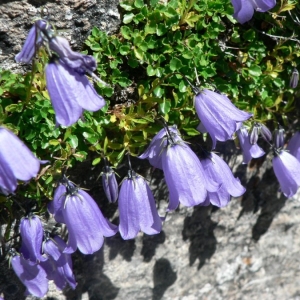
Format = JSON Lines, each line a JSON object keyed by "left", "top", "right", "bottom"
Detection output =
{"left": 182, "top": 205, "right": 218, "bottom": 270}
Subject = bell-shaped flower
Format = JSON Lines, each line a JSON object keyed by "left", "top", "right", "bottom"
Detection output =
{"left": 274, "top": 126, "right": 285, "bottom": 149}
{"left": 201, "top": 152, "right": 246, "bottom": 207}
{"left": 19, "top": 214, "right": 46, "bottom": 263}
{"left": 287, "top": 132, "right": 300, "bottom": 161}
{"left": 102, "top": 165, "right": 119, "bottom": 203}
{"left": 194, "top": 89, "right": 252, "bottom": 149}
{"left": 15, "top": 19, "right": 48, "bottom": 63}
{"left": 118, "top": 170, "right": 162, "bottom": 240}
{"left": 161, "top": 138, "right": 219, "bottom": 211}
{"left": 272, "top": 149, "right": 300, "bottom": 198}
{"left": 42, "top": 233, "right": 76, "bottom": 290}
{"left": 139, "top": 125, "right": 182, "bottom": 169}
{"left": 290, "top": 68, "right": 299, "bottom": 88}
{"left": 55, "top": 179, "right": 117, "bottom": 254}
{"left": 231, "top": 0, "right": 276, "bottom": 24}
{"left": 48, "top": 183, "right": 66, "bottom": 223}
{"left": 49, "top": 36, "right": 96, "bottom": 74}
{"left": 9, "top": 249, "right": 48, "bottom": 297}
{"left": 236, "top": 127, "right": 265, "bottom": 164}
{"left": 249, "top": 122, "right": 272, "bottom": 144}
{"left": 0, "top": 127, "right": 42, "bottom": 194}
{"left": 45, "top": 59, "right": 106, "bottom": 126}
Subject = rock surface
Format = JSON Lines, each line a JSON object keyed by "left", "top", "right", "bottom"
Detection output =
{"left": 0, "top": 0, "right": 120, "bottom": 72}
{"left": 1, "top": 1, "right": 300, "bottom": 300}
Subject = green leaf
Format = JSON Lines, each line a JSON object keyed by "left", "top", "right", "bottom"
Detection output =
{"left": 123, "top": 13, "right": 135, "bottom": 24}
{"left": 248, "top": 65, "right": 262, "bottom": 77}
{"left": 121, "top": 26, "right": 132, "bottom": 39}
{"left": 120, "top": 45, "right": 131, "bottom": 55}
{"left": 170, "top": 57, "right": 183, "bottom": 71}
{"left": 68, "top": 135, "right": 78, "bottom": 148}
{"left": 159, "top": 100, "right": 171, "bottom": 114}
{"left": 134, "top": 0, "right": 144, "bottom": 9}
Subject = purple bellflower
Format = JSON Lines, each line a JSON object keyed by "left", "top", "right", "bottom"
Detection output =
{"left": 48, "top": 183, "right": 67, "bottom": 224}
{"left": 0, "top": 127, "right": 41, "bottom": 194}
{"left": 42, "top": 233, "right": 76, "bottom": 290}
{"left": 201, "top": 152, "right": 246, "bottom": 207}
{"left": 274, "top": 126, "right": 285, "bottom": 149}
{"left": 139, "top": 125, "right": 182, "bottom": 169}
{"left": 194, "top": 89, "right": 252, "bottom": 149}
{"left": 102, "top": 164, "right": 119, "bottom": 203}
{"left": 45, "top": 59, "right": 106, "bottom": 126}
{"left": 236, "top": 126, "right": 265, "bottom": 164}
{"left": 9, "top": 249, "right": 48, "bottom": 297}
{"left": 53, "top": 178, "right": 117, "bottom": 254}
{"left": 231, "top": 0, "right": 276, "bottom": 24}
{"left": 49, "top": 36, "right": 96, "bottom": 74}
{"left": 118, "top": 170, "right": 162, "bottom": 240}
{"left": 287, "top": 132, "right": 300, "bottom": 161}
{"left": 272, "top": 149, "right": 300, "bottom": 198}
{"left": 249, "top": 122, "right": 272, "bottom": 145}
{"left": 15, "top": 19, "right": 48, "bottom": 63}
{"left": 19, "top": 214, "right": 47, "bottom": 263}
{"left": 161, "top": 135, "right": 219, "bottom": 211}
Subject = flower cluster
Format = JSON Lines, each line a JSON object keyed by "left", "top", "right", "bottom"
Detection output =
{"left": 8, "top": 9, "right": 300, "bottom": 298}
{"left": 15, "top": 19, "right": 106, "bottom": 126}
{"left": 10, "top": 214, "right": 76, "bottom": 298}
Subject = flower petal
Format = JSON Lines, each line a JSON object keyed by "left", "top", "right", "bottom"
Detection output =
{"left": 11, "top": 255, "right": 48, "bottom": 298}
{"left": 0, "top": 127, "right": 41, "bottom": 182}
{"left": 46, "top": 61, "right": 83, "bottom": 126}
{"left": 118, "top": 178, "right": 140, "bottom": 239}
{"left": 273, "top": 151, "right": 300, "bottom": 198}
{"left": 162, "top": 143, "right": 208, "bottom": 210}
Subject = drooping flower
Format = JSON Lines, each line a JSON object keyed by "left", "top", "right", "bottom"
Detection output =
{"left": 231, "top": 0, "right": 276, "bottom": 24}
{"left": 47, "top": 183, "right": 66, "bottom": 223}
{"left": 287, "top": 132, "right": 300, "bottom": 161}
{"left": 139, "top": 125, "right": 182, "bottom": 169}
{"left": 9, "top": 249, "right": 48, "bottom": 297}
{"left": 102, "top": 165, "right": 119, "bottom": 203}
{"left": 272, "top": 149, "right": 300, "bottom": 198}
{"left": 290, "top": 68, "right": 299, "bottom": 89}
{"left": 54, "top": 178, "right": 117, "bottom": 254}
{"left": 249, "top": 122, "right": 272, "bottom": 145}
{"left": 236, "top": 126, "right": 265, "bottom": 164}
{"left": 20, "top": 214, "right": 46, "bottom": 263}
{"left": 42, "top": 233, "right": 76, "bottom": 290}
{"left": 45, "top": 59, "right": 106, "bottom": 126}
{"left": 194, "top": 89, "right": 252, "bottom": 149}
{"left": 15, "top": 19, "right": 48, "bottom": 63}
{"left": 273, "top": 126, "right": 285, "bottom": 149}
{"left": 49, "top": 36, "right": 96, "bottom": 74}
{"left": 0, "top": 127, "right": 41, "bottom": 194}
{"left": 118, "top": 170, "right": 162, "bottom": 240}
{"left": 201, "top": 152, "right": 246, "bottom": 207}
{"left": 161, "top": 138, "right": 219, "bottom": 211}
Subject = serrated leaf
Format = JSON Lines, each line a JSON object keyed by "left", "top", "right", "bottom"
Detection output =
{"left": 170, "top": 57, "right": 183, "bottom": 71}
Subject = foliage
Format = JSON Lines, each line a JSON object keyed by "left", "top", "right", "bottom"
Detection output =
{"left": 1, "top": 0, "right": 300, "bottom": 235}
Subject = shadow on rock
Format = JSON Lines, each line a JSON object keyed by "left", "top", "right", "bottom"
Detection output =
{"left": 64, "top": 247, "right": 119, "bottom": 300}
{"left": 106, "top": 233, "right": 136, "bottom": 262}
{"left": 182, "top": 206, "right": 217, "bottom": 270}
{"left": 141, "top": 231, "right": 165, "bottom": 263}
{"left": 152, "top": 258, "right": 177, "bottom": 300}
{"left": 237, "top": 158, "right": 287, "bottom": 242}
